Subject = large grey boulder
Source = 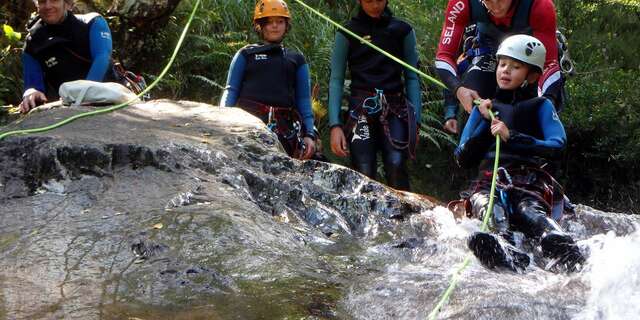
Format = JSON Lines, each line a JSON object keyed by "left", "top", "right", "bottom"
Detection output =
{"left": 0, "top": 100, "right": 434, "bottom": 319}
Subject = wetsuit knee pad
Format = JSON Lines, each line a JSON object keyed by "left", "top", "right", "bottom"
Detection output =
{"left": 469, "top": 192, "right": 490, "bottom": 218}
{"left": 383, "top": 149, "right": 405, "bottom": 168}
{"left": 382, "top": 141, "right": 409, "bottom": 190}
{"left": 469, "top": 191, "right": 508, "bottom": 232}
{"left": 350, "top": 143, "right": 377, "bottom": 179}
{"left": 515, "top": 198, "right": 562, "bottom": 239}
{"left": 383, "top": 161, "right": 409, "bottom": 190}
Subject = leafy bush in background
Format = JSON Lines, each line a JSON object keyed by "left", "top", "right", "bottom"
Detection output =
{"left": 556, "top": 0, "right": 640, "bottom": 212}
{"left": 0, "top": 5, "right": 24, "bottom": 123}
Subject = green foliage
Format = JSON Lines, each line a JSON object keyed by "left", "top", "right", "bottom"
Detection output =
{"left": 0, "top": 23, "right": 23, "bottom": 108}
{"left": 2, "top": 24, "right": 21, "bottom": 42}
{"left": 555, "top": 0, "right": 640, "bottom": 212}
{"left": 1, "top": 0, "right": 24, "bottom": 109}
{"left": 154, "top": 0, "right": 454, "bottom": 147}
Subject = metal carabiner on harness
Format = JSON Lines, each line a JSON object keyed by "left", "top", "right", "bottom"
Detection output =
{"left": 283, "top": 121, "right": 301, "bottom": 140}
{"left": 497, "top": 167, "right": 513, "bottom": 186}
{"left": 361, "top": 89, "right": 384, "bottom": 115}
{"left": 556, "top": 30, "right": 575, "bottom": 76}
{"left": 287, "top": 121, "right": 306, "bottom": 159}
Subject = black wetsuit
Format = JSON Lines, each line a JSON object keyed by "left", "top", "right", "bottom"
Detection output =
{"left": 455, "top": 87, "right": 583, "bottom": 272}
{"left": 328, "top": 7, "right": 421, "bottom": 191}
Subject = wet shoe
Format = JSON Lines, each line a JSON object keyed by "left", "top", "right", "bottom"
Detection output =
{"left": 540, "top": 232, "right": 585, "bottom": 273}
{"left": 468, "top": 232, "right": 530, "bottom": 273}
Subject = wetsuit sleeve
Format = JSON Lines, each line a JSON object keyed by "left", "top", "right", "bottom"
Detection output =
{"left": 506, "top": 99, "right": 566, "bottom": 158}
{"left": 443, "top": 89, "right": 459, "bottom": 121}
{"left": 403, "top": 29, "right": 422, "bottom": 124}
{"left": 22, "top": 52, "right": 46, "bottom": 96}
{"left": 444, "top": 105, "right": 459, "bottom": 121}
{"left": 220, "top": 50, "right": 246, "bottom": 107}
{"left": 530, "top": 0, "right": 563, "bottom": 108}
{"left": 435, "top": 0, "right": 470, "bottom": 93}
{"left": 87, "top": 16, "right": 112, "bottom": 81}
{"left": 454, "top": 107, "right": 493, "bottom": 168}
{"left": 295, "top": 63, "right": 315, "bottom": 137}
{"left": 328, "top": 32, "right": 349, "bottom": 127}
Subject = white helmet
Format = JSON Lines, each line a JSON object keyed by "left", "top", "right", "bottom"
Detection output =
{"left": 496, "top": 34, "right": 546, "bottom": 72}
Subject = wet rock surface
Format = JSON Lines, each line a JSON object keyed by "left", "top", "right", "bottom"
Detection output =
{"left": 0, "top": 100, "right": 432, "bottom": 319}
{"left": 0, "top": 100, "right": 638, "bottom": 319}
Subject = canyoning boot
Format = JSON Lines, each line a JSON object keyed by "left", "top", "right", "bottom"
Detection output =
{"left": 468, "top": 232, "right": 530, "bottom": 273}
{"left": 540, "top": 231, "right": 585, "bottom": 273}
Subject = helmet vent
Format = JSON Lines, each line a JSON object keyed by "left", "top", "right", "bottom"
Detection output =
{"left": 525, "top": 42, "right": 541, "bottom": 56}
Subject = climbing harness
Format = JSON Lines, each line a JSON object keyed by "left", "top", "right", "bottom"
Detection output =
{"left": 62, "top": 45, "right": 149, "bottom": 99}
{"left": 462, "top": 166, "right": 563, "bottom": 219}
{"left": 344, "top": 89, "right": 418, "bottom": 159}
{"left": 238, "top": 98, "right": 307, "bottom": 159}
{"left": 0, "top": 0, "right": 203, "bottom": 141}
{"left": 361, "top": 89, "right": 384, "bottom": 115}
{"left": 379, "top": 94, "right": 417, "bottom": 159}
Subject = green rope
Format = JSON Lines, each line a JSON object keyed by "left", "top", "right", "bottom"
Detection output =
{"left": 428, "top": 111, "right": 501, "bottom": 320}
{"left": 0, "top": 0, "right": 203, "bottom": 141}
{"left": 287, "top": 1, "right": 503, "bottom": 318}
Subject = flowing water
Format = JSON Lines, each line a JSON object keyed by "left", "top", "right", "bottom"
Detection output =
{"left": 341, "top": 205, "right": 640, "bottom": 320}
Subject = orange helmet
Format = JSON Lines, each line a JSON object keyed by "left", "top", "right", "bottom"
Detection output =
{"left": 253, "top": 0, "right": 291, "bottom": 22}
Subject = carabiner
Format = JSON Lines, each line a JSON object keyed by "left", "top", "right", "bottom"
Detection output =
{"left": 560, "top": 53, "right": 575, "bottom": 76}
{"left": 497, "top": 167, "right": 513, "bottom": 186}
{"left": 556, "top": 30, "right": 575, "bottom": 76}
{"left": 361, "top": 89, "right": 384, "bottom": 115}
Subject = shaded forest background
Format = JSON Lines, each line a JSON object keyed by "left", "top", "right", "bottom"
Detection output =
{"left": 1, "top": 0, "right": 639, "bottom": 213}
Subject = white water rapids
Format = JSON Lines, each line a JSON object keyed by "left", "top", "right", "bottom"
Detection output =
{"left": 343, "top": 206, "right": 640, "bottom": 320}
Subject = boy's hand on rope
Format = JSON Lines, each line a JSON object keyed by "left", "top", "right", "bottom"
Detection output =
{"left": 491, "top": 118, "right": 510, "bottom": 142}
{"left": 477, "top": 98, "right": 493, "bottom": 120}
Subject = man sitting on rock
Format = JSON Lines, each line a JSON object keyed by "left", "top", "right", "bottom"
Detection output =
{"left": 454, "top": 34, "right": 584, "bottom": 273}
{"left": 19, "top": 0, "right": 113, "bottom": 113}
